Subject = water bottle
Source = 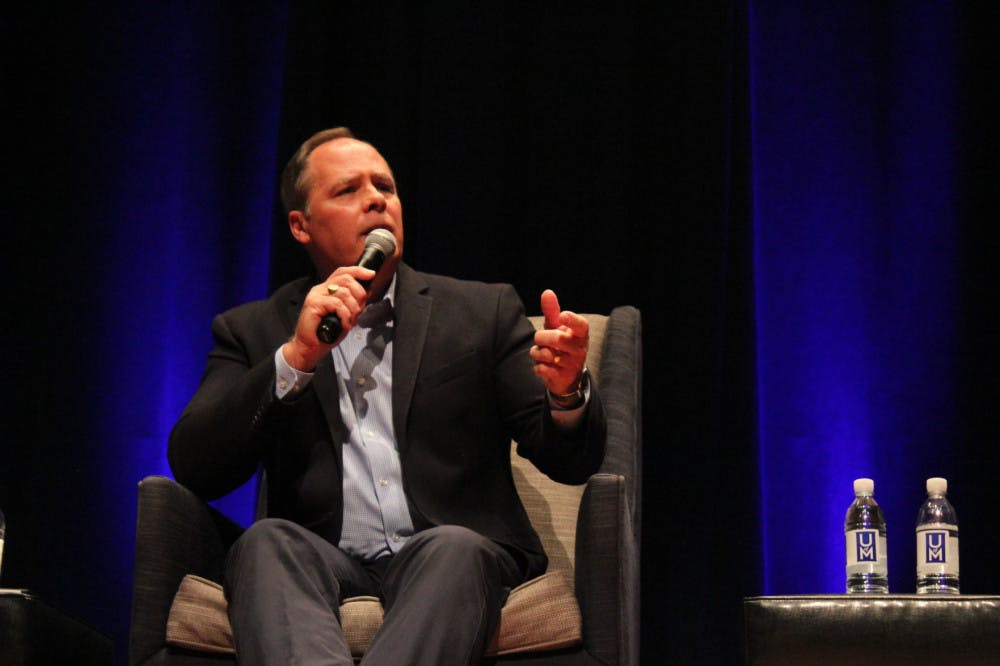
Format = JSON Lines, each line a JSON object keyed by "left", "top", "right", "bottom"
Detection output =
{"left": 0, "top": 506, "right": 5, "bottom": 578}
{"left": 916, "top": 477, "right": 959, "bottom": 594}
{"left": 844, "top": 478, "right": 889, "bottom": 593}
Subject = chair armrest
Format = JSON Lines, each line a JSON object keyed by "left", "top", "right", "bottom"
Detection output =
{"left": 597, "top": 305, "right": 642, "bottom": 538}
{"left": 575, "top": 472, "right": 638, "bottom": 666}
{"left": 129, "top": 475, "right": 244, "bottom": 666}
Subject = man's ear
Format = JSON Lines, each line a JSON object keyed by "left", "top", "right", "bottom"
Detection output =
{"left": 288, "top": 210, "right": 310, "bottom": 245}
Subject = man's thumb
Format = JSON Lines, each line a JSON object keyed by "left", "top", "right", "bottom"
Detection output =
{"left": 540, "top": 289, "right": 561, "bottom": 329}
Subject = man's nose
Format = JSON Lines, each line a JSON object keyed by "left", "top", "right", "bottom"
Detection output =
{"left": 363, "top": 183, "right": 387, "bottom": 212}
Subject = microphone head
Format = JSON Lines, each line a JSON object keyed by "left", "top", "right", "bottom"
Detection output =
{"left": 365, "top": 228, "right": 397, "bottom": 256}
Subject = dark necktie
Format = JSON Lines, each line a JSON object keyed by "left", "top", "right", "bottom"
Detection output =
{"left": 347, "top": 298, "right": 394, "bottom": 418}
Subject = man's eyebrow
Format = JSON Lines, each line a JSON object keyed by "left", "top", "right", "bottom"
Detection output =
{"left": 332, "top": 171, "right": 395, "bottom": 186}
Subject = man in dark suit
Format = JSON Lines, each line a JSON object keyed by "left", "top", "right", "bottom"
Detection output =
{"left": 168, "top": 127, "right": 605, "bottom": 665}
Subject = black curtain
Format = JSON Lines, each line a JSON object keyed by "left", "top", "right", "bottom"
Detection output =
{"left": 955, "top": 2, "right": 1000, "bottom": 598}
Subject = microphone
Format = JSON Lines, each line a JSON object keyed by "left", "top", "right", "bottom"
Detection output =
{"left": 316, "top": 228, "right": 397, "bottom": 344}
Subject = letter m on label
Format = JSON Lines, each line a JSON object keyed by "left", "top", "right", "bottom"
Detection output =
{"left": 856, "top": 530, "right": 877, "bottom": 562}
{"left": 926, "top": 531, "right": 946, "bottom": 563}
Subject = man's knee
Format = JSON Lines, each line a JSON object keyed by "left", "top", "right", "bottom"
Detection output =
{"left": 379, "top": 526, "right": 517, "bottom": 634}
{"left": 408, "top": 525, "right": 490, "bottom": 554}
{"left": 226, "top": 518, "right": 349, "bottom": 585}
{"left": 401, "top": 525, "right": 513, "bottom": 580}
{"left": 228, "top": 518, "right": 309, "bottom": 562}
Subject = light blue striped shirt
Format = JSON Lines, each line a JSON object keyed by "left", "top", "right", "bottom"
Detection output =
{"left": 275, "top": 279, "right": 413, "bottom": 560}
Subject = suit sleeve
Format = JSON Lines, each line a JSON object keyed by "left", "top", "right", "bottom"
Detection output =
{"left": 167, "top": 308, "right": 296, "bottom": 500}
{"left": 493, "top": 284, "right": 606, "bottom": 485}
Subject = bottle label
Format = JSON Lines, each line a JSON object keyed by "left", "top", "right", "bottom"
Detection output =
{"left": 845, "top": 529, "right": 888, "bottom": 575}
{"left": 916, "top": 524, "right": 959, "bottom": 576}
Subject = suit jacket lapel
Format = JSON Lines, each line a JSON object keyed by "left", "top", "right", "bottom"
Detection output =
{"left": 391, "top": 263, "right": 431, "bottom": 453}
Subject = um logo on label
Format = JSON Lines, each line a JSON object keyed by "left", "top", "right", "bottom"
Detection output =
{"left": 856, "top": 530, "right": 877, "bottom": 562}
{"left": 925, "top": 531, "right": 946, "bottom": 563}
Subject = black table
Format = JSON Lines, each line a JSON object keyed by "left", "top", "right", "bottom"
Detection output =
{"left": 744, "top": 594, "right": 1000, "bottom": 665}
{"left": 0, "top": 589, "right": 112, "bottom": 665}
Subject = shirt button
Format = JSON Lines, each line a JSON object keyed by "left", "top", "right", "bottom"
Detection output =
{"left": 357, "top": 377, "right": 366, "bottom": 387}
{"left": 379, "top": 479, "right": 388, "bottom": 487}
{"left": 392, "top": 534, "right": 401, "bottom": 542}
{"left": 278, "top": 378, "right": 288, "bottom": 390}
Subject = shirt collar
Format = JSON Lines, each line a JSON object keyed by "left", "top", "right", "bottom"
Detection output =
{"left": 357, "top": 274, "right": 396, "bottom": 329}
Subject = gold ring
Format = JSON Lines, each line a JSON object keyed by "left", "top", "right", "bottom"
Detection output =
{"left": 327, "top": 284, "right": 339, "bottom": 295}
{"left": 553, "top": 355, "right": 562, "bottom": 365}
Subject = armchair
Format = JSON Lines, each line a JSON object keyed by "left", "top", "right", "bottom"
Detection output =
{"left": 129, "top": 306, "right": 641, "bottom": 665}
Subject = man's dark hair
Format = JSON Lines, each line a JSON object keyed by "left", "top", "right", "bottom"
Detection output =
{"left": 280, "top": 126, "right": 357, "bottom": 215}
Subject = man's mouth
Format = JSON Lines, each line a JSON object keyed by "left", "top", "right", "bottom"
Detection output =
{"left": 362, "top": 222, "right": 393, "bottom": 237}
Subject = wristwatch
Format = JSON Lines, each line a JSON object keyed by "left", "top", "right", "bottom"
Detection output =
{"left": 548, "top": 367, "right": 590, "bottom": 411}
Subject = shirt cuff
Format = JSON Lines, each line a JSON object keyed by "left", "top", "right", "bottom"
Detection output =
{"left": 275, "top": 347, "right": 315, "bottom": 400}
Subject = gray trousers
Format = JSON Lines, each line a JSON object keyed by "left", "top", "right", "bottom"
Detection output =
{"left": 224, "top": 519, "right": 523, "bottom": 665}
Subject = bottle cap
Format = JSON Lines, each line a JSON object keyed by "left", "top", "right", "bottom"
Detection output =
{"left": 926, "top": 477, "right": 948, "bottom": 495}
{"left": 853, "top": 478, "right": 874, "bottom": 495}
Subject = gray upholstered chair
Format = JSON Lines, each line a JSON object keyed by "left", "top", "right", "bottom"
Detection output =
{"left": 129, "top": 306, "right": 641, "bottom": 665}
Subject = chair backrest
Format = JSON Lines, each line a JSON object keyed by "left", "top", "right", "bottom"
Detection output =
{"left": 511, "top": 313, "right": 610, "bottom": 585}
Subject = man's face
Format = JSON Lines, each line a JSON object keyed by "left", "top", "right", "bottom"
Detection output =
{"left": 291, "top": 138, "right": 404, "bottom": 280}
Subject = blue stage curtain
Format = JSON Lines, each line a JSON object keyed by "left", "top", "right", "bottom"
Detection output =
{"left": 4, "top": 5, "right": 287, "bottom": 663}
{"left": 750, "top": 2, "right": 960, "bottom": 594}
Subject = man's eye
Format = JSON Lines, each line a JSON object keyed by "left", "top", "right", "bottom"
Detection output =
{"left": 377, "top": 183, "right": 395, "bottom": 193}
{"left": 336, "top": 186, "right": 356, "bottom": 196}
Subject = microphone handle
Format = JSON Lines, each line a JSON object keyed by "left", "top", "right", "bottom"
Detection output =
{"left": 315, "top": 249, "right": 387, "bottom": 344}
{"left": 316, "top": 314, "right": 345, "bottom": 345}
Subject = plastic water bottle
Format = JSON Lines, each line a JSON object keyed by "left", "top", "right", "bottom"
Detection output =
{"left": 0, "top": 506, "right": 5, "bottom": 578}
{"left": 844, "top": 478, "right": 889, "bottom": 593}
{"left": 916, "top": 477, "right": 959, "bottom": 594}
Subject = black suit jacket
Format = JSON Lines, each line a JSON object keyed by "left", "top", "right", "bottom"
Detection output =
{"left": 168, "top": 263, "right": 606, "bottom": 578}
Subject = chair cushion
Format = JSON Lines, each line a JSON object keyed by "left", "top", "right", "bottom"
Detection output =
{"left": 488, "top": 571, "right": 583, "bottom": 655}
{"left": 340, "top": 596, "right": 382, "bottom": 658}
{"left": 166, "top": 571, "right": 581, "bottom": 657}
{"left": 165, "top": 575, "right": 233, "bottom": 654}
